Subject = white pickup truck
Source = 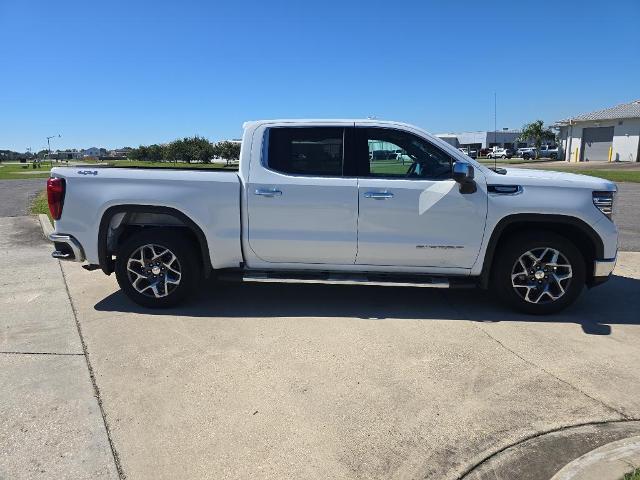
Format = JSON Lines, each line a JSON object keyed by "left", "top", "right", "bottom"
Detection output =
{"left": 47, "top": 120, "right": 618, "bottom": 314}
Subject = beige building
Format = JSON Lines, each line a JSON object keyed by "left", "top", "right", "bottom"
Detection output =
{"left": 556, "top": 100, "right": 640, "bottom": 162}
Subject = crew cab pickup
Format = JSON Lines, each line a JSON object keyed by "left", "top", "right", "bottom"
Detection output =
{"left": 47, "top": 120, "right": 618, "bottom": 314}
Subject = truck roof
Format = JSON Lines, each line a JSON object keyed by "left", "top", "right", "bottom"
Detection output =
{"left": 243, "top": 119, "right": 420, "bottom": 129}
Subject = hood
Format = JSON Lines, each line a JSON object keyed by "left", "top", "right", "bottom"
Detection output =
{"left": 489, "top": 167, "right": 617, "bottom": 191}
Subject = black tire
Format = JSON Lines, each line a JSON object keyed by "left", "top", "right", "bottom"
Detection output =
{"left": 491, "top": 231, "right": 586, "bottom": 314}
{"left": 115, "top": 228, "right": 201, "bottom": 308}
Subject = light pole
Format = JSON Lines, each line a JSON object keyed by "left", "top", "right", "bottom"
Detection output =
{"left": 46, "top": 134, "right": 61, "bottom": 162}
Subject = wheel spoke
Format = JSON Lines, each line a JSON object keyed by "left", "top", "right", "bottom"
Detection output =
{"left": 511, "top": 247, "right": 573, "bottom": 305}
{"left": 126, "top": 243, "right": 182, "bottom": 300}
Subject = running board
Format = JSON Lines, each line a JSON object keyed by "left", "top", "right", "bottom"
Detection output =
{"left": 219, "top": 271, "right": 476, "bottom": 289}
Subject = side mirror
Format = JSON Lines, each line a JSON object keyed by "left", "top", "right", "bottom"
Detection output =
{"left": 452, "top": 162, "right": 476, "bottom": 194}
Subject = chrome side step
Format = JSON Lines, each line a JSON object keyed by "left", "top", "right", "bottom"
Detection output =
{"left": 236, "top": 273, "right": 451, "bottom": 289}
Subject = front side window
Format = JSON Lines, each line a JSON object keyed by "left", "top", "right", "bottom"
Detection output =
{"left": 363, "top": 128, "right": 453, "bottom": 180}
{"left": 267, "top": 127, "right": 344, "bottom": 176}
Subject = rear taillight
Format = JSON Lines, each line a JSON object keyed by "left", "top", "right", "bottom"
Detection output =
{"left": 47, "top": 177, "right": 66, "bottom": 220}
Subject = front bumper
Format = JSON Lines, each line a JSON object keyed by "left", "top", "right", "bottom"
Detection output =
{"left": 590, "top": 256, "right": 617, "bottom": 287}
{"left": 48, "top": 233, "right": 85, "bottom": 262}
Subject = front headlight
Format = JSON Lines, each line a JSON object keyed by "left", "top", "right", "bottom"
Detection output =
{"left": 592, "top": 190, "right": 615, "bottom": 220}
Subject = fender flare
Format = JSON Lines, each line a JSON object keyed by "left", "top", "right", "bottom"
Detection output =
{"left": 479, "top": 213, "right": 604, "bottom": 288}
{"left": 97, "top": 204, "right": 212, "bottom": 276}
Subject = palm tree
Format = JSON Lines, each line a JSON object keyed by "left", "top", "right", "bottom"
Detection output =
{"left": 518, "top": 120, "right": 555, "bottom": 159}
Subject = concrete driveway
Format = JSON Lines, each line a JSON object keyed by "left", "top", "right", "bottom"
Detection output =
{"left": 58, "top": 251, "right": 640, "bottom": 479}
{"left": 2, "top": 204, "right": 640, "bottom": 479}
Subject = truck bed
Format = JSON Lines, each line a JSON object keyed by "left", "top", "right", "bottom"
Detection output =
{"left": 50, "top": 166, "right": 243, "bottom": 269}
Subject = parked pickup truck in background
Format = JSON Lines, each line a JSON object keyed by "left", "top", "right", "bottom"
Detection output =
{"left": 539, "top": 145, "right": 559, "bottom": 159}
{"left": 516, "top": 147, "right": 537, "bottom": 160}
{"left": 47, "top": 119, "right": 618, "bottom": 314}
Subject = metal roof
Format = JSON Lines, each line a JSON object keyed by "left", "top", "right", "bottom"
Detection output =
{"left": 557, "top": 99, "right": 640, "bottom": 124}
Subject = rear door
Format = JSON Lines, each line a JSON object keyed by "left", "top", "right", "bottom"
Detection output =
{"left": 355, "top": 126, "right": 487, "bottom": 268}
{"left": 246, "top": 125, "right": 358, "bottom": 264}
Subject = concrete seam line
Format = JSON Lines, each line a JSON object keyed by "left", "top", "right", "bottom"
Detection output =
{"left": 57, "top": 260, "right": 126, "bottom": 480}
{"left": 457, "top": 419, "right": 640, "bottom": 480}
{"left": 0, "top": 351, "right": 83, "bottom": 356}
{"left": 434, "top": 291, "right": 631, "bottom": 420}
{"left": 38, "top": 213, "right": 53, "bottom": 238}
{"left": 472, "top": 322, "right": 630, "bottom": 420}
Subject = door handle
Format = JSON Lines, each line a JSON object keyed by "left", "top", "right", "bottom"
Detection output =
{"left": 255, "top": 188, "right": 283, "bottom": 197}
{"left": 364, "top": 191, "right": 394, "bottom": 199}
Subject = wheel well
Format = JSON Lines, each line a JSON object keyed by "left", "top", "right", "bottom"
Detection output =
{"left": 98, "top": 206, "right": 212, "bottom": 277}
{"left": 480, "top": 216, "right": 602, "bottom": 288}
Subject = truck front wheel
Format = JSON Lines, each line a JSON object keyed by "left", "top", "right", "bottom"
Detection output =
{"left": 115, "top": 229, "right": 200, "bottom": 308}
{"left": 492, "top": 232, "right": 586, "bottom": 314}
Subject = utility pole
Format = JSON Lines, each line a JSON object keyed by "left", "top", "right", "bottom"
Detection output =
{"left": 46, "top": 134, "right": 61, "bottom": 162}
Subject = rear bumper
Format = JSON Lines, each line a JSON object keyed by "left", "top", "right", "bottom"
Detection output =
{"left": 48, "top": 233, "right": 85, "bottom": 262}
{"left": 590, "top": 256, "right": 617, "bottom": 287}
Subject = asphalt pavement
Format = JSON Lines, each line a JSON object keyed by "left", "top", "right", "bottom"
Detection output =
{"left": 616, "top": 183, "right": 640, "bottom": 251}
{"left": 0, "top": 179, "right": 45, "bottom": 216}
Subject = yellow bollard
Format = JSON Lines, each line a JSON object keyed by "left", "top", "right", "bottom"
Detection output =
{"left": 574, "top": 147, "right": 579, "bottom": 162}
{"left": 608, "top": 146, "right": 613, "bottom": 162}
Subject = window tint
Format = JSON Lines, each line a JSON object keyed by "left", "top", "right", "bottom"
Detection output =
{"left": 267, "top": 127, "right": 344, "bottom": 176}
{"left": 364, "top": 128, "right": 453, "bottom": 180}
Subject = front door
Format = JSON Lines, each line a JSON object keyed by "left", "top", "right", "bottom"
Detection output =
{"left": 355, "top": 126, "right": 487, "bottom": 269}
{"left": 246, "top": 126, "right": 358, "bottom": 264}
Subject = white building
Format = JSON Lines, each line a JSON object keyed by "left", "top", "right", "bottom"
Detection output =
{"left": 555, "top": 100, "right": 640, "bottom": 162}
{"left": 435, "top": 130, "right": 532, "bottom": 150}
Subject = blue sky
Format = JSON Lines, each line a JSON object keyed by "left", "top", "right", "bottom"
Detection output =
{"left": 1, "top": 0, "right": 639, "bottom": 151}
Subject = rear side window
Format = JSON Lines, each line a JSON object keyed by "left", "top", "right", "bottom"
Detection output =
{"left": 267, "top": 127, "right": 344, "bottom": 176}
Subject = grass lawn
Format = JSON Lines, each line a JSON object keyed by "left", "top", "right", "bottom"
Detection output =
{"left": 363, "top": 159, "right": 640, "bottom": 183}
{"left": 623, "top": 468, "right": 640, "bottom": 480}
{"left": 85, "top": 159, "right": 236, "bottom": 170}
{"left": 0, "top": 159, "right": 236, "bottom": 180}
{"left": 30, "top": 189, "right": 52, "bottom": 222}
{"left": 0, "top": 162, "right": 52, "bottom": 179}
{"left": 478, "top": 158, "right": 559, "bottom": 165}
{"left": 535, "top": 168, "right": 640, "bottom": 183}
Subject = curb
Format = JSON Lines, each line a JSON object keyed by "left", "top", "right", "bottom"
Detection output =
{"left": 551, "top": 435, "right": 640, "bottom": 480}
{"left": 462, "top": 420, "right": 640, "bottom": 480}
{"left": 38, "top": 213, "right": 53, "bottom": 239}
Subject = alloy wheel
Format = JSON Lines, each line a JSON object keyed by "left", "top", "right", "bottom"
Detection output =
{"left": 126, "top": 243, "right": 182, "bottom": 298}
{"left": 511, "top": 247, "right": 573, "bottom": 304}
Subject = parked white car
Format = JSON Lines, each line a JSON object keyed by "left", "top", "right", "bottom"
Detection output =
{"left": 458, "top": 147, "right": 478, "bottom": 159}
{"left": 487, "top": 148, "right": 514, "bottom": 159}
{"left": 47, "top": 119, "right": 618, "bottom": 314}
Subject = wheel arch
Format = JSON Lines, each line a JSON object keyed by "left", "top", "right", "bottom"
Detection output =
{"left": 98, "top": 204, "right": 213, "bottom": 277}
{"left": 479, "top": 214, "right": 604, "bottom": 288}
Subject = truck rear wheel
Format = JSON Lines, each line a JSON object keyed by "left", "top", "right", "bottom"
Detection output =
{"left": 115, "top": 229, "right": 200, "bottom": 308}
{"left": 492, "top": 232, "right": 585, "bottom": 314}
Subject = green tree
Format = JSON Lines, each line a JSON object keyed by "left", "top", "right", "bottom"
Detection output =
{"left": 164, "top": 139, "right": 187, "bottom": 163}
{"left": 518, "top": 120, "right": 556, "bottom": 158}
{"left": 147, "top": 144, "right": 164, "bottom": 162}
{"left": 214, "top": 141, "right": 241, "bottom": 166}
